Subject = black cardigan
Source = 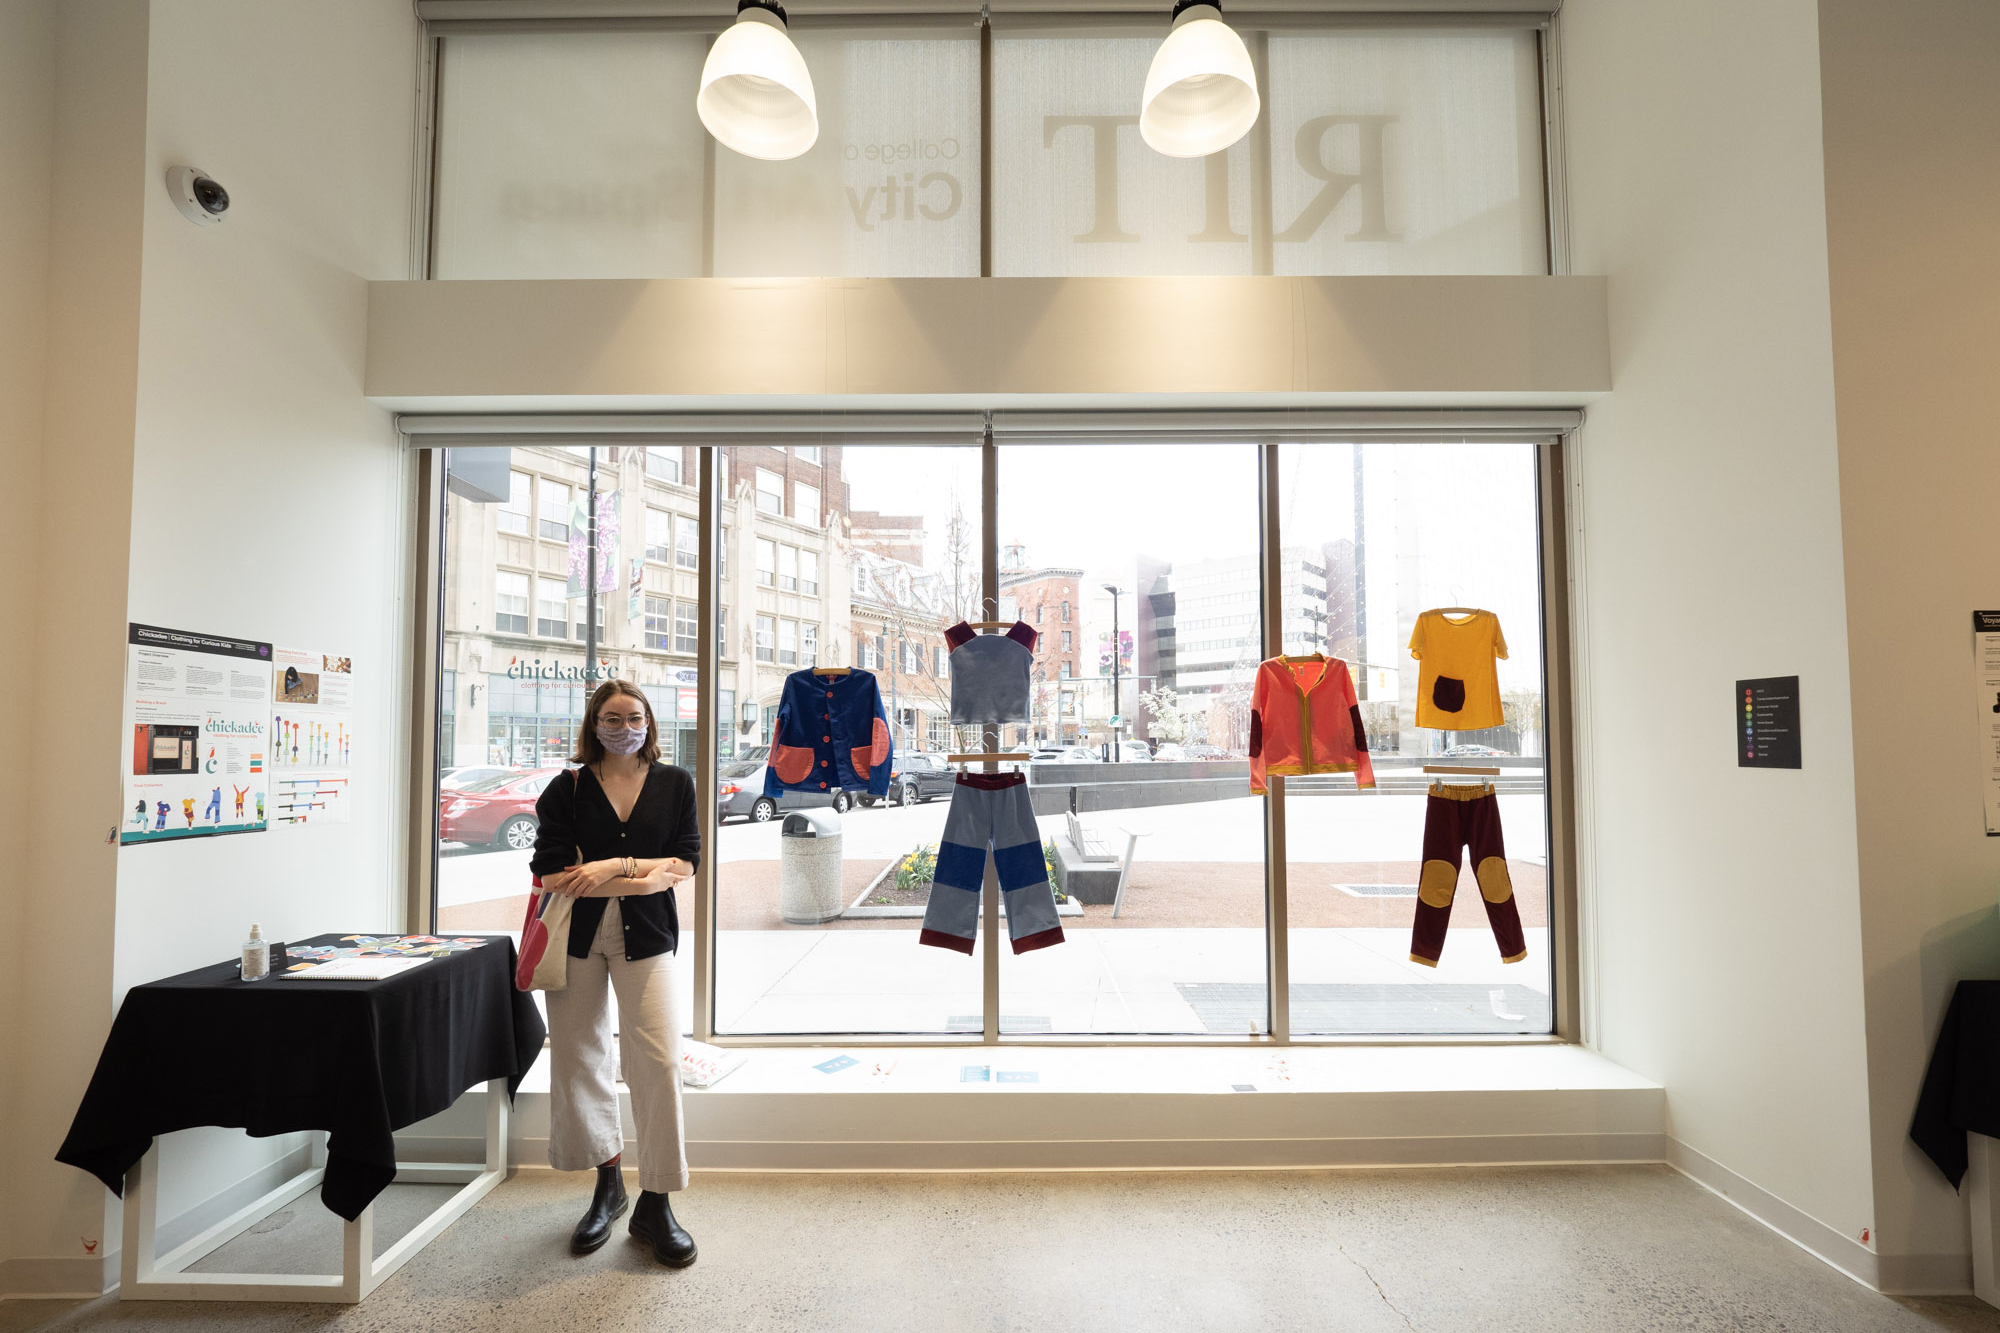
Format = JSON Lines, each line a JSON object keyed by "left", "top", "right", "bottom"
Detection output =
{"left": 530, "top": 762, "right": 701, "bottom": 961}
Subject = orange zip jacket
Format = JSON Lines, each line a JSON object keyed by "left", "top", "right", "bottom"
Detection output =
{"left": 1248, "top": 655, "right": 1376, "bottom": 795}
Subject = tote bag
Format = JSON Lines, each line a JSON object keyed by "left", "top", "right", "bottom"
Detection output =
{"left": 516, "top": 884, "right": 573, "bottom": 992}
{"left": 515, "top": 769, "right": 582, "bottom": 992}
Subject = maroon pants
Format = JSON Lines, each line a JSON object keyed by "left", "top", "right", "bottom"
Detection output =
{"left": 1410, "top": 783, "right": 1526, "bottom": 967}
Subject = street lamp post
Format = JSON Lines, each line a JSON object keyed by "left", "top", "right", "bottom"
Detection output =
{"left": 1102, "top": 583, "right": 1126, "bottom": 762}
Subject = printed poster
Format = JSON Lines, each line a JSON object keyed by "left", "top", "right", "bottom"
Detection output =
{"left": 270, "top": 645, "right": 356, "bottom": 827}
{"left": 121, "top": 624, "right": 273, "bottom": 845}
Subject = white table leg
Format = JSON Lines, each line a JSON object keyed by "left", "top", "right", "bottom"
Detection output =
{"left": 121, "top": 1141, "right": 160, "bottom": 1290}
{"left": 1971, "top": 1132, "right": 1999, "bottom": 1308}
{"left": 118, "top": 1079, "right": 510, "bottom": 1304}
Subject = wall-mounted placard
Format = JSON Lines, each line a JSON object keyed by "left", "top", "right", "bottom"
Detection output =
{"left": 1971, "top": 612, "right": 2000, "bottom": 835}
{"left": 1737, "top": 676, "right": 1802, "bottom": 770}
{"left": 270, "top": 645, "right": 356, "bottom": 827}
{"left": 120, "top": 624, "right": 273, "bottom": 844}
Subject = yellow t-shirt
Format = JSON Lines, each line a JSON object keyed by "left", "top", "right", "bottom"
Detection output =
{"left": 1409, "top": 610, "right": 1508, "bottom": 731}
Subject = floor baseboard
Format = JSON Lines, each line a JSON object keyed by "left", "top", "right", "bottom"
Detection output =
{"left": 0, "top": 1254, "right": 117, "bottom": 1301}
{"left": 1665, "top": 1138, "right": 1881, "bottom": 1290}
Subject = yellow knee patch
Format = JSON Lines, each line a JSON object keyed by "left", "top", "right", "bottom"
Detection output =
{"left": 1476, "top": 856, "right": 1513, "bottom": 904}
{"left": 1418, "top": 860, "right": 1459, "bottom": 909}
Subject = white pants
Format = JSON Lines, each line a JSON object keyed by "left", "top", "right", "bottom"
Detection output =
{"left": 545, "top": 899, "right": 690, "bottom": 1193}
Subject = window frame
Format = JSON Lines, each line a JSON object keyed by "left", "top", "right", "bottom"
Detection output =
{"left": 644, "top": 506, "right": 672, "bottom": 564}
{"left": 538, "top": 479, "right": 569, "bottom": 542}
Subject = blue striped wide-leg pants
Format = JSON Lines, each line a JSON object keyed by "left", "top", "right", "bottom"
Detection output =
{"left": 919, "top": 773, "right": 1065, "bottom": 955}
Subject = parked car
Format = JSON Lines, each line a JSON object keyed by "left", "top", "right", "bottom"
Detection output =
{"left": 1107, "top": 740, "right": 1153, "bottom": 761}
{"left": 1441, "top": 743, "right": 1510, "bottom": 758}
{"left": 859, "top": 752, "right": 957, "bottom": 808}
{"left": 438, "top": 767, "right": 563, "bottom": 849}
{"left": 718, "top": 758, "right": 853, "bottom": 823}
{"left": 1183, "top": 743, "right": 1234, "bottom": 760}
{"left": 1151, "top": 742, "right": 1187, "bottom": 762}
{"left": 441, "top": 764, "right": 514, "bottom": 791}
{"left": 1031, "top": 745, "right": 1101, "bottom": 764}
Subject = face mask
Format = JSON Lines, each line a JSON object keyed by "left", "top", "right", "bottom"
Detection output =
{"left": 596, "top": 722, "right": 647, "bottom": 755}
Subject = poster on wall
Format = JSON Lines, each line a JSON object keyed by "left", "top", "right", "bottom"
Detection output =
{"left": 1971, "top": 612, "right": 2000, "bottom": 836}
{"left": 120, "top": 624, "right": 273, "bottom": 845}
{"left": 269, "top": 645, "right": 356, "bottom": 827}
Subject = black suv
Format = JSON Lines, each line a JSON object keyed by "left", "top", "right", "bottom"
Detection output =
{"left": 859, "top": 752, "right": 957, "bottom": 807}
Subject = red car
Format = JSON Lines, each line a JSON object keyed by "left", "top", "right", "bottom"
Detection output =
{"left": 438, "top": 767, "right": 562, "bottom": 849}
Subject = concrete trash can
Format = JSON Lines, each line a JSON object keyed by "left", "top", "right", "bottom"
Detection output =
{"left": 779, "top": 807, "right": 845, "bottom": 925}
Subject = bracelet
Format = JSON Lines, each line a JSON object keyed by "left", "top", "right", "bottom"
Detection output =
{"left": 624, "top": 856, "right": 637, "bottom": 879}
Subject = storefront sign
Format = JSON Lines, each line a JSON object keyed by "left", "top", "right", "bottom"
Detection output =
{"left": 677, "top": 689, "right": 699, "bottom": 720}
{"left": 1736, "top": 676, "right": 1802, "bottom": 770}
{"left": 505, "top": 655, "right": 611, "bottom": 684}
{"left": 1972, "top": 612, "right": 2000, "bottom": 834}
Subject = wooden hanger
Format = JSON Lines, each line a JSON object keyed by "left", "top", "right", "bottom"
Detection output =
{"left": 962, "top": 620, "right": 1017, "bottom": 631}
{"left": 811, "top": 666, "right": 852, "bottom": 676}
{"left": 1432, "top": 607, "right": 1486, "bottom": 618}
{"left": 1423, "top": 764, "right": 1500, "bottom": 776}
{"left": 947, "top": 751, "right": 1031, "bottom": 764}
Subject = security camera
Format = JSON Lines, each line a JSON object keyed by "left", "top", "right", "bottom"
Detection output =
{"left": 166, "top": 165, "right": 228, "bottom": 225}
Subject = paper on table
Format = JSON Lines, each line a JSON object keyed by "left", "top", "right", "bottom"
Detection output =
{"left": 283, "top": 956, "right": 431, "bottom": 980}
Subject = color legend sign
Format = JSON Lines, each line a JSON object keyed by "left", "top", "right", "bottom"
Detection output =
{"left": 1970, "top": 611, "right": 2000, "bottom": 835}
{"left": 1737, "top": 676, "right": 1802, "bottom": 769}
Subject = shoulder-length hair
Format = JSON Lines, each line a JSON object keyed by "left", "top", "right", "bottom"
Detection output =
{"left": 572, "top": 679, "right": 661, "bottom": 767}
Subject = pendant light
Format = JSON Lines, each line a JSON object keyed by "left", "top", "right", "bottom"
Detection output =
{"left": 697, "top": 0, "right": 819, "bottom": 161}
{"left": 1139, "top": 0, "right": 1260, "bottom": 158}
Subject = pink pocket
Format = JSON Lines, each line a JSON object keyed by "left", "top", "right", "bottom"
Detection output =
{"left": 773, "top": 744, "right": 814, "bottom": 784}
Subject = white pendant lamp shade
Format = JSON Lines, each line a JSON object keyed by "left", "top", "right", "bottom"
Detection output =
{"left": 1140, "top": 2, "right": 1260, "bottom": 158}
{"left": 697, "top": 1, "right": 819, "bottom": 161}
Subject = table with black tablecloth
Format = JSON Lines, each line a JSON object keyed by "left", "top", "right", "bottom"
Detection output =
{"left": 1911, "top": 979, "right": 2000, "bottom": 1308}
{"left": 1911, "top": 980, "right": 2000, "bottom": 1190}
{"left": 58, "top": 933, "right": 544, "bottom": 1222}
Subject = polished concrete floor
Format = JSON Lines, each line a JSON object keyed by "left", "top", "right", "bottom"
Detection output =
{"left": 5, "top": 1166, "right": 1998, "bottom": 1333}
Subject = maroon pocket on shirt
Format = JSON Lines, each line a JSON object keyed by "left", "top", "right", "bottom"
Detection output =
{"left": 1431, "top": 676, "right": 1467, "bottom": 713}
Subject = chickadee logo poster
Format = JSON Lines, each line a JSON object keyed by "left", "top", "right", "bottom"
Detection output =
{"left": 121, "top": 624, "right": 273, "bottom": 844}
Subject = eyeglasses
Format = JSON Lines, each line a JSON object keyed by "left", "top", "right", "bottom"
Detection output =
{"left": 599, "top": 713, "right": 648, "bottom": 729}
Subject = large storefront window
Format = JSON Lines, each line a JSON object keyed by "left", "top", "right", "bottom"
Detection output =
{"left": 430, "top": 21, "right": 1545, "bottom": 280}
{"left": 433, "top": 443, "right": 705, "bottom": 938}
{"left": 423, "top": 427, "right": 1565, "bottom": 1039}
{"left": 713, "top": 443, "right": 987, "bottom": 1035}
{"left": 993, "top": 443, "right": 1267, "bottom": 1034}
{"left": 1276, "top": 443, "right": 1553, "bottom": 1035}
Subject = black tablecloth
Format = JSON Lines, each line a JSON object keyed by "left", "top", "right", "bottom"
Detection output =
{"left": 56, "top": 934, "right": 545, "bottom": 1221}
{"left": 1911, "top": 980, "right": 2000, "bottom": 1190}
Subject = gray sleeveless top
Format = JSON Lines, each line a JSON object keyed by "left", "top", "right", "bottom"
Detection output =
{"left": 944, "top": 621, "right": 1037, "bottom": 724}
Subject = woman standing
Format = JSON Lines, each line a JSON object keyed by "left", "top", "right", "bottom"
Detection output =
{"left": 531, "top": 680, "right": 700, "bottom": 1266}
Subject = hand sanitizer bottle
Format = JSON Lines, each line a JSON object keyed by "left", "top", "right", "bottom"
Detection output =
{"left": 241, "top": 923, "right": 270, "bottom": 982}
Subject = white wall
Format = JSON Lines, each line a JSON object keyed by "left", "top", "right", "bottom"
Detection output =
{"left": 0, "top": 0, "right": 59, "bottom": 1288}
{"left": 110, "top": 0, "right": 422, "bottom": 1232}
{"left": 2, "top": 0, "right": 420, "bottom": 1295}
{"left": 1817, "top": 0, "right": 2000, "bottom": 1292}
{"left": 9, "top": 0, "right": 151, "bottom": 1296}
{"left": 1561, "top": 0, "right": 1878, "bottom": 1273}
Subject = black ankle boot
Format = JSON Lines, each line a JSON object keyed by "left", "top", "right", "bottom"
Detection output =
{"left": 628, "top": 1189, "right": 697, "bottom": 1267}
{"left": 570, "top": 1159, "right": 629, "bottom": 1254}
